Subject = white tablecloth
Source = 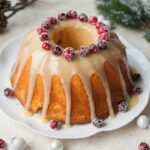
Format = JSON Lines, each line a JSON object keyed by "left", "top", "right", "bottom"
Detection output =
{"left": 0, "top": 0, "right": 150, "bottom": 149}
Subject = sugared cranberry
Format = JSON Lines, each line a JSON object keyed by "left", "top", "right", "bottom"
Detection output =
{"left": 139, "top": 142, "right": 150, "bottom": 150}
{"left": 88, "top": 16, "right": 98, "bottom": 25}
{"left": 93, "top": 118, "right": 105, "bottom": 128}
{"left": 0, "top": 139, "right": 6, "bottom": 149}
{"left": 99, "top": 32, "right": 110, "bottom": 41}
{"left": 97, "top": 40, "right": 108, "bottom": 50}
{"left": 63, "top": 47, "right": 75, "bottom": 61}
{"left": 95, "top": 22, "right": 102, "bottom": 29}
{"left": 78, "top": 46, "right": 90, "bottom": 56}
{"left": 98, "top": 26, "right": 108, "bottom": 35}
{"left": 66, "top": 10, "right": 77, "bottom": 19}
{"left": 52, "top": 45, "right": 63, "bottom": 56}
{"left": 37, "top": 27, "right": 46, "bottom": 35}
{"left": 40, "top": 32, "right": 48, "bottom": 41}
{"left": 41, "top": 20, "right": 50, "bottom": 29}
{"left": 50, "top": 120, "right": 60, "bottom": 130}
{"left": 132, "top": 73, "right": 141, "bottom": 82}
{"left": 78, "top": 13, "right": 88, "bottom": 22}
{"left": 47, "top": 16, "right": 58, "bottom": 25}
{"left": 4, "top": 88, "right": 14, "bottom": 97}
{"left": 132, "top": 87, "right": 143, "bottom": 95}
{"left": 58, "top": 13, "right": 66, "bottom": 20}
{"left": 118, "top": 101, "right": 128, "bottom": 113}
{"left": 89, "top": 44, "right": 97, "bottom": 53}
{"left": 42, "top": 41, "right": 51, "bottom": 50}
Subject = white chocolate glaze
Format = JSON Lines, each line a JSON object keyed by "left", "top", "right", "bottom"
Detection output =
{"left": 11, "top": 20, "right": 133, "bottom": 125}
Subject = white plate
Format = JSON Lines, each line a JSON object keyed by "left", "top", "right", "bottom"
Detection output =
{"left": 0, "top": 33, "right": 150, "bottom": 139}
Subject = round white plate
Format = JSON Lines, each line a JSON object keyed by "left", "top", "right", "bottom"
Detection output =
{"left": 0, "top": 33, "right": 150, "bottom": 139}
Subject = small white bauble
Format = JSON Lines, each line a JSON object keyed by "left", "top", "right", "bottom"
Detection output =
{"left": 10, "top": 137, "right": 26, "bottom": 150}
{"left": 137, "top": 115, "right": 150, "bottom": 129}
{"left": 50, "top": 139, "right": 63, "bottom": 150}
{"left": 103, "top": 20, "right": 111, "bottom": 28}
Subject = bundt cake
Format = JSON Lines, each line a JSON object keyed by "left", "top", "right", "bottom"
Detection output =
{"left": 10, "top": 11, "right": 133, "bottom": 126}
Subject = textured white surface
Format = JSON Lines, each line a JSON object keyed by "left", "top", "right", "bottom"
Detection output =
{"left": 0, "top": 0, "right": 150, "bottom": 150}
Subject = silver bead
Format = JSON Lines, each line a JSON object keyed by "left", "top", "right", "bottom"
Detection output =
{"left": 10, "top": 137, "right": 26, "bottom": 150}
{"left": 50, "top": 139, "right": 63, "bottom": 150}
{"left": 137, "top": 115, "right": 150, "bottom": 129}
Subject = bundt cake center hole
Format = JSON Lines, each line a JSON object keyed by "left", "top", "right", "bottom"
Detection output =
{"left": 52, "top": 26, "right": 96, "bottom": 50}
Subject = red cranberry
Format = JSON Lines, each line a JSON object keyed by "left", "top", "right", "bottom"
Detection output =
{"left": 42, "top": 41, "right": 51, "bottom": 50}
{"left": 95, "top": 22, "right": 102, "bottom": 29}
{"left": 41, "top": 20, "right": 50, "bottom": 29}
{"left": 50, "top": 120, "right": 60, "bottom": 130}
{"left": 132, "top": 73, "right": 141, "bottom": 82}
{"left": 88, "top": 16, "right": 98, "bottom": 25}
{"left": 40, "top": 32, "right": 48, "bottom": 41}
{"left": 4, "top": 88, "right": 14, "bottom": 97}
{"left": 97, "top": 40, "right": 108, "bottom": 50}
{"left": 78, "top": 46, "right": 90, "bottom": 56}
{"left": 93, "top": 118, "right": 105, "bottom": 128}
{"left": 78, "top": 13, "right": 88, "bottom": 22}
{"left": 118, "top": 101, "right": 128, "bottom": 112}
{"left": 58, "top": 13, "right": 66, "bottom": 20}
{"left": 66, "top": 10, "right": 77, "bottom": 19}
{"left": 139, "top": 142, "right": 150, "bottom": 150}
{"left": 132, "top": 87, "right": 143, "bottom": 95}
{"left": 47, "top": 16, "right": 58, "bottom": 25}
{"left": 63, "top": 47, "right": 75, "bottom": 61}
{"left": 0, "top": 139, "right": 6, "bottom": 149}
{"left": 98, "top": 26, "right": 108, "bottom": 35}
{"left": 37, "top": 27, "right": 46, "bottom": 35}
{"left": 52, "top": 45, "right": 63, "bottom": 56}
{"left": 99, "top": 32, "right": 110, "bottom": 41}
{"left": 89, "top": 44, "right": 97, "bottom": 53}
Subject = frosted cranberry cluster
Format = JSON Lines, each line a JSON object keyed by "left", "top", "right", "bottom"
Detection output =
{"left": 37, "top": 10, "right": 110, "bottom": 61}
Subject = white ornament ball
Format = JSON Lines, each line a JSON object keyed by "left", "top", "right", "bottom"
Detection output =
{"left": 50, "top": 139, "right": 63, "bottom": 150}
{"left": 10, "top": 137, "right": 26, "bottom": 150}
{"left": 103, "top": 20, "right": 111, "bottom": 28}
{"left": 137, "top": 115, "right": 150, "bottom": 129}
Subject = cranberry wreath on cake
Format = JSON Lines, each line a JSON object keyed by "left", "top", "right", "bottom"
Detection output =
{"left": 8, "top": 10, "right": 138, "bottom": 127}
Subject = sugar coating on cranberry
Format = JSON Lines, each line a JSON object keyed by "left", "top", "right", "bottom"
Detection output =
{"left": 95, "top": 22, "right": 102, "bottom": 29}
{"left": 78, "top": 13, "right": 88, "bottom": 22}
{"left": 0, "top": 139, "right": 6, "bottom": 149}
{"left": 40, "top": 32, "right": 48, "bottom": 42}
{"left": 47, "top": 16, "right": 58, "bottom": 25}
{"left": 50, "top": 120, "right": 61, "bottom": 130}
{"left": 89, "top": 44, "right": 97, "bottom": 53}
{"left": 66, "top": 10, "right": 77, "bottom": 19}
{"left": 4, "top": 88, "right": 14, "bottom": 97}
{"left": 37, "top": 27, "right": 46, "bottom": 35}
{"left": 98, "top": 26, "right": 108, "bottom": 35}
{"left": 78, "top": 46, "right": 90, "bottom": 56}
{"left": 42, "top": 41, "right": 51, "bottom": 50}
{"left": 99, "top": 32, "right": 110, "bottom": 41}
{"left": 132, "top": 87, "right": 143, "bottom": 95}
{"left": 132, "top": 73, "right": 141, "bottom": 82}
{"left": 139, "top": 142, "right": 150, "bottom": 150}
{"left": 58, "top": 13, "right": 66, "bottom": 20}
{"left": 93, "top": 118, "right": 105, "bottom": 128}
{"left": 41, "top": 20, "right": 50, "bottom": 29}
{"left": 97, "top": 40, "right": 108, "bottom": 50}
{"left": 118, "top": 101, "right": 128, "bottom": 113}
{"left": 63, "top": 47, "right": 75, "bottom": 61}
{"left": 88, "top": 16, "right": 98, "bottom": 25}
{"left": 52, "top": 45, "right": 63, "bottom": 56}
